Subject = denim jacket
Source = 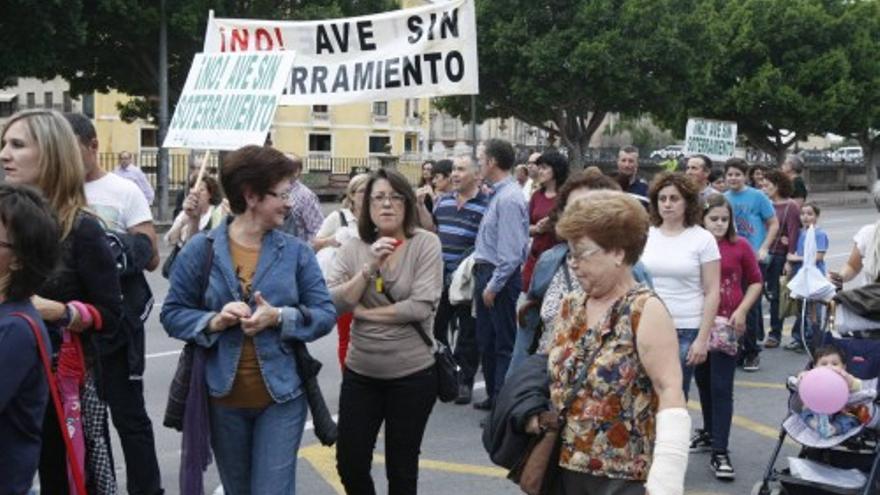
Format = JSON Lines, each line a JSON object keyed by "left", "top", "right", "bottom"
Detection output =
{"left": 160, "top": 219, "right": 336, "bottom": 403}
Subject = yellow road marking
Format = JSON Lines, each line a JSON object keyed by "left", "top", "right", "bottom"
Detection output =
{"left": 298, "top": 444, "right": 345, "bottom": 495}
{"left": 299, "top": 405, "right": 793, "bottom": 492}
{"left": 375, "top": 453, "right": 509, "bottom": 478}
{"left": 735, "top": 379, "right": 787, "bottom": 390}
{"left": 687, "top": 401, "right": 795, "bottom": 445}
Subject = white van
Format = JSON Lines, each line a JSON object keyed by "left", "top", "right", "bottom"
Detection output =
{"left": 832, "top": 146, "right": 863, "bottom": 163}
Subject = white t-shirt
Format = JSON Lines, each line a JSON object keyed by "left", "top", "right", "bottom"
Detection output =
{"left": 316, "top": 208, "right": 357, "bottom": 239}
{"left": 641, "top": 225, "right": 720, "bottom": 328}
{"left": 84, "top": 173, "right": 153, "bottom": 232}
{"left": 854, "top": 223, "right": 879, "bottom": 287}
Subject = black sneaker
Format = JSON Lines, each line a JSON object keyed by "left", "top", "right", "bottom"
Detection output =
{"left": 710, "top": 451, "right": 735, "bottom": 480}
{"left": 743, "top": 355, "right": 760, "bottom": 372}
{"left": 689, "top": 429, "right": 712, "bottom": 453}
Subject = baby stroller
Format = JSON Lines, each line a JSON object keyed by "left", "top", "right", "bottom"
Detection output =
{"left": 753, "top": 298, "right": 880, "bottom": 495}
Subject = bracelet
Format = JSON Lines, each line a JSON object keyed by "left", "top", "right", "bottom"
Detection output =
{"left": 276, "top": 307, "right": 283, "bottom": 326}
{"left": 362, "top": 263, "right": 378, "bottom": 281}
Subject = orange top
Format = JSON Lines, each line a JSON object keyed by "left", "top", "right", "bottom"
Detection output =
{"left": 213, "top": 237, "right": 273, "bottom": 409}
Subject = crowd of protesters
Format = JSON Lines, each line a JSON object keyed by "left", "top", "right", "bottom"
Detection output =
{"left": 2, "top": 109, "right": 875, "bottom": 495}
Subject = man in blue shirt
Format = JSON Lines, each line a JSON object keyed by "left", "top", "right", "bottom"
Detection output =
{"left": 724, "top": 158, "right": 779, "bottom": 372}
{"left": 432, "top": 155, "right": 489, "bottom": 404}
{"left": 472, "top": 139, "right": 529, "bottom": 410}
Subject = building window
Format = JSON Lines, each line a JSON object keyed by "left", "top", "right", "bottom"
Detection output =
{"left": 309, "top": 134, "right": 332, "bottom": 154}
{"left": 369, "top": 135, "right": 391, "bottom": 154}
{"left": 26, "top": 92, "right": 35, "bottom": 108}
{"left": 312, "top": 104, "right": 328, "bottom": 113}
{"left": 404, "top": 133, "right": 417, "bottom": 153}
{"left": 63, "top": 91, "right": 72, "bottom": 112}
{"left": 44, "top": 92, "right": 53, "bottom": 109}
{"left": 140, "top": 128, "right": 158, "bottom": 148}
{"left": 0, "top": 95, "right": 17, "bottom": 117}
{"left": 372, "top": 101, "right": 388, "bottom": 116}
{"left": 81, "top": 94, "right": 95, "bottom": 118}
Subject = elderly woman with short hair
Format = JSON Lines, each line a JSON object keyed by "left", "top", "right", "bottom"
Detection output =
{"left": 525, "top": 191, "right": 689, "bottom": 494}
{"left": 161, "top": 145, "right": 336, "bottom": 495}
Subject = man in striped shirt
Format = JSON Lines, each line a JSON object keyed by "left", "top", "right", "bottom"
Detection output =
{"left": 433, "top": 155, "right": 489, "bottom": 405}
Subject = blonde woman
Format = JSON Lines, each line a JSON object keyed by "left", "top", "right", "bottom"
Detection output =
{"left": 1, "top": 109, "right": 123, "bottom": 494}
{"left": 313, "top": 173, "right": 369, "bottom": 253}
{"left": 313, "top": 173, "right": 369, "bottom": 367}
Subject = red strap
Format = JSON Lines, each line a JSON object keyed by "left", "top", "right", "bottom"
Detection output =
{"left": 12, "top": 312, "right": 88, "bottom": 495}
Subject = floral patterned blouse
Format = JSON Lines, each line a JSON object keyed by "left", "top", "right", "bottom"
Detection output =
{"left": 548, "top": 285, "right": 659, "bottom": 481}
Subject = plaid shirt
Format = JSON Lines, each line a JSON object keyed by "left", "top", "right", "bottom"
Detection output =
{"left": 280, "top": 181, "right": 324, "bottom": 242}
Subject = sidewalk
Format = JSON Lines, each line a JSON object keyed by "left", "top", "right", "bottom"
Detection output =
{"left": 808, "top": 189, "right": 872, "bottom": 208}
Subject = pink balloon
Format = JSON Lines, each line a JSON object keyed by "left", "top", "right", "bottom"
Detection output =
{"left": 798, "top": 367, "right": 849, "bottom": 414}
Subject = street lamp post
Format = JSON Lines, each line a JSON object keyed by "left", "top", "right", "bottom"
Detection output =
{"left": 157, "top": 0, "right": 170, "bottom": 221}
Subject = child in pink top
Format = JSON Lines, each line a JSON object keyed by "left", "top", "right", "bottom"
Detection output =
{"left": 691, "top": 194, "right": 763, "bottom": 480}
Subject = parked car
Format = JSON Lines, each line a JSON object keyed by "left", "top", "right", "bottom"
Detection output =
{"left": 650, "top": 145, "right": 685, "bottom": 160}
{"left": 799, "top": 149, "right": 832, "bottom": 165}
{"left": 831, "top": 146, "right": 863, "bottom": 163}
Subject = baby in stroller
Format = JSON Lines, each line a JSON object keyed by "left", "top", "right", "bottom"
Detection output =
{"left": 755, "top": 336, "right": 880, "bottom": 495}
{"left": 795, "top": 344, "right": 873, "bottom": 440}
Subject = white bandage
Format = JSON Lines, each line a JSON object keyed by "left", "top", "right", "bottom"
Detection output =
{"left": 645, "top": 407, "right": 691, "bottom": 495}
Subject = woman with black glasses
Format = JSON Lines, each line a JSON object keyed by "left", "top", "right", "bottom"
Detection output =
{"left": 327, "top": 169, "right": 443, "bottom": 495}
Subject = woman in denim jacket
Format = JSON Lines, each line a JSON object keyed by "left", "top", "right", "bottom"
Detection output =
{"left": 161, "top": 145, "right": 336, "bottom": 495}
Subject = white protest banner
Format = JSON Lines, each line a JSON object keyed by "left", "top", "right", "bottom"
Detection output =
{"left": 164, "top": 51, "right": 296, "bottom": 150}
{"left": 202, "top": 0, "right": 479, "bottom": 105}
{"left": 684, "top": 118, "right": 738, "bottom": 162}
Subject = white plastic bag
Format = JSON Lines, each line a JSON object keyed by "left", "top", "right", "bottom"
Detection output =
{"left": 788, "top": 226, "right": 835, "bottom": 302}
{"left": 788, "top": 457, "right": 866, "bottom": 489}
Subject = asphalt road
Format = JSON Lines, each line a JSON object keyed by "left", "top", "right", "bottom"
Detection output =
{"left": 77, "top": 203, "right": 880, "bottom": 494}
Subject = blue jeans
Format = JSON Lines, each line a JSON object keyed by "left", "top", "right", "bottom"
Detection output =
{"left": 694, "top": 351, "right": 737, "bottom": 452}
{"left": 474, "top": 264, "right": 521, "bottom": 399}
{"left": 677, "top": 328, "right": 699, "bottom": 399}
{"left": 209, "top": 395, "right": 308, "bottom": 495}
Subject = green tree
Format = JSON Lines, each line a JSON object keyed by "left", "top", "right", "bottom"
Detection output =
{"left": 1, "top": 0, "right": 396, "bottom": 122}
{"left": 833, "top": 0, "right": 880, "bottom": 186}
{"left": 660, "top": 0, "right": 858, "bottom": 165}
{"left": 436, "top": 0, "right": 704, "bottom": 167}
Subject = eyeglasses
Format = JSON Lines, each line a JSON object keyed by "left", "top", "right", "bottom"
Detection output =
{"left": 266, "top": 190, "right": 292, "bottom": 202}
{"left": 0, "top": 239, "right": 13, "bottom": 249}
{"left": 370, "top": 193, "right": 406, "bottom": 206}
{"left": 566, "top": 245, "right": 602, "bottom": 266}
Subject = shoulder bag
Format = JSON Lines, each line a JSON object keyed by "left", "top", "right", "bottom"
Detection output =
{"left": 384, "top": 289, "right": 460, "bottom": 402}
{"left": 163, "top": 238, "right": 213, "bottom": 431}
{"left": 14, "top": 312, "right": 89, "bottom": 495}
{"left": 512, "top": 289, "right": 649, "bottom": 495}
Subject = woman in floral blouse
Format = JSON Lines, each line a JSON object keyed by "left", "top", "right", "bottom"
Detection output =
{"left": 526, "top": 191, "right": 690, "bottom": 494}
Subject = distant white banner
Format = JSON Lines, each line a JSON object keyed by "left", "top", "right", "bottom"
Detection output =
{"left": 203, "top": 0, "right": 479, "bottom": 105}
{"left": 164, "top": 51, "right": 296, "bottom": 150}
{"left": 684, "top": 118, "right": 738, "bottom": 162}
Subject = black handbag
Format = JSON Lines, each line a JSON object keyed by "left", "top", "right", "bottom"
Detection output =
{"left": 384, "top": 290, "right": 460, "bottom": 402}
{"left": 163, "top": 238, "right": 213, "bottom": 431}
{"left": 290, "top": 321, "right": 338, "bottom": 446}
{"left": 161, "top": 244, "right": 181, "bottom": 279}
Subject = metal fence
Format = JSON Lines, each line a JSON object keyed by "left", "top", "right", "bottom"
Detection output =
{"left": 98, "top": 151, "right": 423, "bottom": 195}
